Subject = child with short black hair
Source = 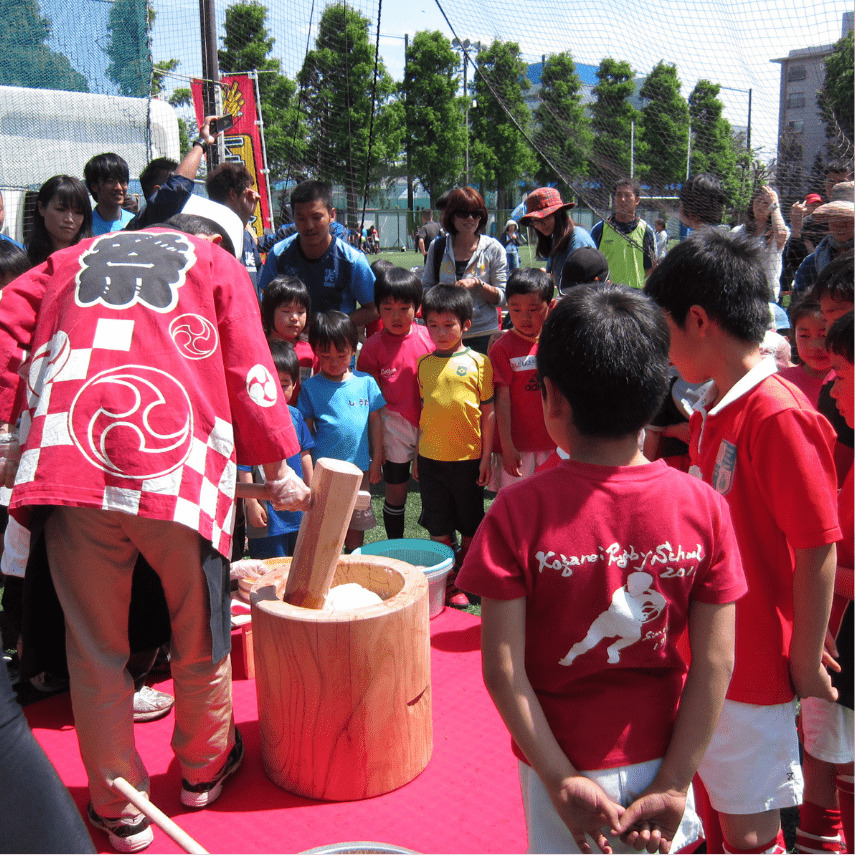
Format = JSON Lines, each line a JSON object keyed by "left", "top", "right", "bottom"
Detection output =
{"left": 488, "top": 268, "right": 555, "bottom": 491}
{"left": 458, "top": 283, "right": 745, "bottom": 854}
{"left": 261, "top": 275, "right": 315, "bottom": 403}
{"left": 357, "top": 266, "right": 434, "bottom": 539}
{"left": 0, "top": 241, "right": 30, "bottom": 288}
{"left": 645, "top": 228, "right": 841, "bottom": 854}
{"left": 299, "top": 311, "right": 385, "bottom": 551}
{"left": 779, "top": 296, "right": 832, "bottom": 407}
{"left": 418, "top": 284, "right": 493, "bottom": 606}
{"left": 239, "top": 340, "right": 314, "bottom": 558}
{"left": 797, "top": 310, "right": 855, "bottom": 856}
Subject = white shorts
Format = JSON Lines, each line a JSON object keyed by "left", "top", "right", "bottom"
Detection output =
{"left": 488, "top": 450, "right": 553, "bottom": 493}
{"left": 349, "top": 472, "right": 377, "bottom": 532}
{"left": 801, "top": 698, "right": 856, "bottom": 764}
{"left": 381, "top": 409, "right": 419, "bottom": 464}
{"left": 518, "top": 758, "right": 701, "bottom": 854}
{"left": 696, "top": 698, "right": 803, "bottom": 815}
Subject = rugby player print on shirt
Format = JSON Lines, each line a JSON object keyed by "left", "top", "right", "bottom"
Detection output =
{"left": 75, "top": 231, "right": 195, "bottom": 313}
{"left": 559, "top": 571, "right": 667, "bottom": 666}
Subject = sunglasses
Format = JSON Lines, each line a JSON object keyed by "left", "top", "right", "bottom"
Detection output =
{"left": 454, "top": 210, "right": 482, "bottom": 219}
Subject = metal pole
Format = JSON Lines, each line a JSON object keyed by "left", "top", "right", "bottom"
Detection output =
{"left": 198, "top": 0, "right": 221, "bottom": 169}
{"left": 746, "top": 88, "right": 752, "bottom": 152}
{"left": 405, "top": 34, "right": 414, "bottom": 219}
{"left": 630, "top": 119, "right": 635, "bottom": 179}
{"left": 463, "top": 54, "right": 469, "bottom": 186}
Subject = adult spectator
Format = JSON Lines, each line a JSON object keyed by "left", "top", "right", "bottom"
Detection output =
{"left": 422, "top": 185, "right": 507, "bottom": 354}
{"left": 26, "top": 175, "right": 92, "bottom": 266}
{"left": 590, "top": 177, "right": 656, "bottom": 289}
{"left": 654, "top": 217, "right": 669, "bottom": 260}
{"left": 518, "top": 186, "right": 596, "bottom": 293}
{"left": 678, "top": 173, "right": 726, "bottom": 231}
{"left": 206, "top": 163, "right": 263, "bottom": 293}
{"left": 416, "top": 209, "right": 442, "bottom": 261}
{"left": 257, "top": 180, "right": 378, "bottom": 328}
{"left": 793, "top": 182, "right": 854, "bottom": 295}
{"left": 0, "top": 217, "right": 310, "bottom": 852}
{"left": 83, "top": 153, "right": 134, "bottom": 235}
{"left": 783, "top": 192, "right": 825, "bottom": 293}
{"left": 125, "top": 116, "right": 222, "bottom": 232}
{"left": 731, "top": 184, "right": 789, "bottom": 301}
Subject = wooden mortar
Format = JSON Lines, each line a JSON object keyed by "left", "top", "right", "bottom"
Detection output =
{"left": 250, "top": 555, "right": 433, "bottom": 801}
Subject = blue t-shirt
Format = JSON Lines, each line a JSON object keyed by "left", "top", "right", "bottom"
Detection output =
{"left": 238, "top": 406, "right": 314, "bottom": 537}
{"left": 547, "top": 226, "right": 596, "bottom": 292}
{"left": 92, "top": 208, "right": 134, "bottom": 236}
{"left": 297, "top": 371, "right": 385, "bottom": 471}
{"left": 257, "top": 233, "right": 375, "bottom": 315}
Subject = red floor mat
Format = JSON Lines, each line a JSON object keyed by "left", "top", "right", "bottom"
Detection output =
{"left": 26, "top": 608, "right": 527, "bottom": 854}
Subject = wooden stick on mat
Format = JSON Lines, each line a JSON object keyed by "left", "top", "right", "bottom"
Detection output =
{"left": 108, "top": 777, "right": 208, "bottom": 855}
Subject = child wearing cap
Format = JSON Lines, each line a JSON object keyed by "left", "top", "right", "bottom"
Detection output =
{"left": 501, "top": 219, "right": 525, "bottom": 272}
{"left": 518, "top": 187, "right": 595, "bottom": 294}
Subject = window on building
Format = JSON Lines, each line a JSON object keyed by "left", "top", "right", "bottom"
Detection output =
{"left": 787, "top": 120, "right": 804, "bottom": 133}
{"left": 787, "top": 65, "right": 807, "bottom": 82}
{"left": 787, "top": 92, "right": 805, "bottom": 109}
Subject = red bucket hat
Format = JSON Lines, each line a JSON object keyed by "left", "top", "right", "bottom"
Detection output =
{"left": 519, "top": 187, "right": 575, "bottom": 224}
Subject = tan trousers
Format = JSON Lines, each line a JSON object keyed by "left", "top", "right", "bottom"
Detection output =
{"left": 45, "top": 507, "right": 234, "bottom": 818}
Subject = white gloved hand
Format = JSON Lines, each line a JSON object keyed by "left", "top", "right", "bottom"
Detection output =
{"left": 0, "top": 432, "right": 21, "bottom": 490}
{"left": 229, "top": 559, "right": 270, "bottom": 583}
{"left": 267, "top": 467, "right": 311, "bottom": 511}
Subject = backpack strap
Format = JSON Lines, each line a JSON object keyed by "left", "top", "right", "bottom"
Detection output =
{"left": 432, "top": 234, "right": 447, "bottom": 283}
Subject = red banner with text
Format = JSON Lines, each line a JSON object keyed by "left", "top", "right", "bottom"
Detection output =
{"left": 191, "top": 75, "right": 271, "bottom": 237}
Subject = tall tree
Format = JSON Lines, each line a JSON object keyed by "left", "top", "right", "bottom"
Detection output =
{"left": 532, "top": 51, "right": 592, "bottom": 199}
{"left": 638, "top": 61, "right": 689, "bottom": 190}
{"left": 219, "top": 1, "right": 305, "bottom": 187}
{"left": 297, "top": 3, "right": 397, "bottom": 222}
{"left": 688, "top": 80, "right": 739, "bottom": 205}
{"left": 469, "top": 40, "right": 536, "bottom": 209}
{"left": 821, "top": 29, "right": 854, "bottom": 159}
{"left": 106, "top": 0, "right": 151, "bottom": 97}
{"left": 401, "top": 30, "right": 465, "bottom": 205}
{"left": 589, "top": 58, "right": 638, "bottom": 192}
{"left": 0, "top": 0, "right": 88, "bottom": 92}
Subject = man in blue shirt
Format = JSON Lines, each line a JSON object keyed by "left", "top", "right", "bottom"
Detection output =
{"left": 257, "top": 180, "right": 378, "bottom": 328}
{"left": 84, "top": 153, "right": 135, "bottom": 235}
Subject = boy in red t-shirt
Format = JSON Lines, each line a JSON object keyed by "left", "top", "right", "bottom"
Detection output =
{"left": 357, "top": 267, "right": 434, "bottom": 539}
{"left": 645, "top": 229, "right": 842, "bottom": 854}
{"left": 458, "top": 285, "right": 746, "bottom": 854}
{"left": 487, "top": 268, "right": 555, "bottom": 492}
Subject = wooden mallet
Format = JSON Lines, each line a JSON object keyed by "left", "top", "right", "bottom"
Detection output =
{"left": 281, "top": 457, "right": 364, "bottom": 609}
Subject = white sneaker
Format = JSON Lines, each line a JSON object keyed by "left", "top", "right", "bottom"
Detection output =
{"left": 133, "top": 685, "right": 174, "bottom": 723}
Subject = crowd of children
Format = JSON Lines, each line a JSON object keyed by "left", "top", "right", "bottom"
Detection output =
{"left": 0, "top": 164, "right": 853, "bottom": 855}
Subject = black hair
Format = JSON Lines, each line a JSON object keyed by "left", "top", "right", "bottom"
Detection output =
{"left": 260, "top": 275, "right": 312, "bottom": 339}
{"left": 644, "top": 229, "right": 770, "bottom": 343}
{"left": 206, "top": 163, "right": 253, "bottom": 204}
{"left": 27, "top": 175, "right": 92, "bottom": 266}
{"left": 83, "top": 152, "right": 130, "bottom": 197}
{"left": 370, "top": 258, "right": 394, "bottom": 279}
{"left": 506, "top": 267, "right": 554, "bottom": 303}
{"left": 309, "top": 310, "right": 358, "bottom": 353}
{"left": 291, "top": 179, "right": 333, "bottom": 210}
{"left": 161, "top": 213, "right": 236, "bottom": 257}
{"left": 0, "top": 241, "right": 31, "bottom": 285}
{"left": 614, "top": 177, "right": 641, "bottom": 197}
{"left": 422, "top": 283, "right": 473, "bottom": 325}
{"left": 825, "top": 159, "right": 853, "bottom": 178}
{"left": 139, "top": 157, "right": 177, "bottom": 202}
{"left": 435, "top": 189, "right": 453, "bottom": 211}
{"left": 810, "top": 250, "right": 854, "bottom": 306}
{"left": 679, "top": 173, "right": 725, "bottom": 227}
{"left": 788, "top": 294, "right": 825, "bottom": 328}
{"left": 538, "top": 283, "right": 670, "bottom": 438}
{"left": 654, "top": 218, "right": 666, "bottom": 229}
{"left": 374, "top": 266, "right": 423, "bottom": 308}
{"left": 826, "top": 310, "right": 854, "bottom": 363}
{"left": 268, "top": 338, "right": 300, "bottom": 381}
{"left": 533, "top": 208, "right": 576, "bottom": 260}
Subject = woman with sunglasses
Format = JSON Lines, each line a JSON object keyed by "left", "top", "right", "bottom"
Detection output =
{"left": 422, "top": 186, "right": 507, "bottom": 354}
